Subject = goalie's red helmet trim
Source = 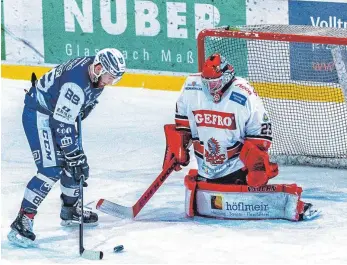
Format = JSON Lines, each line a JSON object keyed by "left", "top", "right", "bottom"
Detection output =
{"left": 202, "top": 54, "right": 224, "bottom": 79}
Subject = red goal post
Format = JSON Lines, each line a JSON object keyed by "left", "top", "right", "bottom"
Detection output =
{"left": 197, "top": 25, "right": 347, "bottom": 169}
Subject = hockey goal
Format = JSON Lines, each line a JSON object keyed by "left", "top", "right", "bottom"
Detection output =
{"left": 197, "top": 25, "right": 347, "bottom": 169}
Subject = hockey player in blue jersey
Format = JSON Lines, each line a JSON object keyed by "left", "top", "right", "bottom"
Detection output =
{"left": 7, "top": 48, "right": 126, "bottom": 248}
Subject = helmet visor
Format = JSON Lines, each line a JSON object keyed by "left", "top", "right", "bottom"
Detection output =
{"left": 202, "top": 76, "right": 223, "bottom": 94}
{"left": 110, "top": 70, "right": 125, "bottom": 85}
{"left": 100, "top": 72, "right": 124, "bottom": 86}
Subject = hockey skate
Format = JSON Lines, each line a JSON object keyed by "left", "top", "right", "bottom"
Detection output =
{"left": 299, "top": 202, "right": 321, "bottom": 221}
{"left": 60, "top": 200, "right": 98, "bottom": 227}
{"left": 7, "top": 209, "right": 36, "bottom": 248}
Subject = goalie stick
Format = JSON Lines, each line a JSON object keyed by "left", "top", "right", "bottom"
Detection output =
{"left": 96, "top": 157, "right": 177, "bottom": 218}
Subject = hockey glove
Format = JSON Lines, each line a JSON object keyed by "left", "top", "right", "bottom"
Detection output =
{"left": 79, "top": 100, "right": 98, "bottom": 121}
{"left": 163, "top": 124, "right": 191, "bottom": 171}
{"left": 65, "top": 150, "right": 89, "bottom": 182}
{"left": 240, "top": 140, "right": 278, "bottom": 187}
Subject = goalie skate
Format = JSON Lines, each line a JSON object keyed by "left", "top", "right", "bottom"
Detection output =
{"left": 300, "top": 203, "right": 321, "bottom": 221}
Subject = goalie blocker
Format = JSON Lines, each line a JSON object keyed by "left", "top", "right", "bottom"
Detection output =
{"left": 184, "top": 169, "right": 313, "bottom": 221}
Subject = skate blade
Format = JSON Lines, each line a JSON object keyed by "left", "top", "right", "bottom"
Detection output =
{"left": 7, "top": 229, "right": 36, "bottom": 248}
{"left": 60, "top": 220, "right": 99, "bottom": 227}
{"left": 303, "top": 210, "right": 322, "bottom": 221}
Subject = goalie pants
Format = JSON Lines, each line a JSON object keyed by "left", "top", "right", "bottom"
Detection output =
{"left": 197, "top": 168, "right": 248, "bottom": 185}
{"left": 20, "top": 106, "right": 80, "bottom": 214}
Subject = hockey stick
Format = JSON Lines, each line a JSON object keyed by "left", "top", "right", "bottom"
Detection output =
{"left": 96, "top": 157, "right": 177, "bottom": 219}
{"left": 77, "top": 115, "right": 103, "bottom": 260}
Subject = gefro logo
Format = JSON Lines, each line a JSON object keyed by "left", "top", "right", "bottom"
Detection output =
{"left": 193, "top": 110, "right": 236, "bottom": 130}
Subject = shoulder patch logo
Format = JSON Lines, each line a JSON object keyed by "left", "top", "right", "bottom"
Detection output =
{"left": 263, "top": 113, "right": 269, "bottom": 122}
{"left": 230, "top": 92, "right": 247, "bottom": 106}
{"left": 185, "top": 86, "right": 202, "bottom": 91}
{"left": 185, "top": 81, "right": 202, "bottom": 91}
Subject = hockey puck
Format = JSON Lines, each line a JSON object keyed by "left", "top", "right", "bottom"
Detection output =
{"left": 114, "top": 245, "right": 124, "bottom": 253}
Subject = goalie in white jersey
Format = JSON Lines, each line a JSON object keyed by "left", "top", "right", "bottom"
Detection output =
{"left": 162, "top": 54, "right": 319, "bottom": 221}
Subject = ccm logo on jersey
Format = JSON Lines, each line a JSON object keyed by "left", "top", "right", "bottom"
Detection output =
{"left": 193, "top": 110, "right": 236, "bottom": 130}
{"left": 42, "top": 130, "right": 52, "bottom": 161}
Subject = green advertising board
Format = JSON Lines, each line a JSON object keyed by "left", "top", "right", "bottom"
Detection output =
{"left": 42, "top": 0, "right": 246, "bottom": 72}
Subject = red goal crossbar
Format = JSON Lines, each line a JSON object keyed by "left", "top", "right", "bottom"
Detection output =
{"left": 197, "top": 27, "right": 347, "bottom": 71}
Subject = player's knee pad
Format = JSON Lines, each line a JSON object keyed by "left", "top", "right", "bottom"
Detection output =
{"left": 22, "top": 170, "right": 61, "bottom": 210}
{"left": 60, "top": 170, "right": 80, "bottom": 200}
{"left": 31, "top": 172, "right": 59, "bottom": 193}
{"left": 26, "top": 167, "right": 62, "bottom": 197}
{"left": 184, "top": 169, "right": 305, "bottom": 221}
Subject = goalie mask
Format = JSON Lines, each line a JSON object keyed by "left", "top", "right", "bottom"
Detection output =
{"left": 92, "top": 48, "right": 126, "bottom": 85}
{"left": 201, "top": 53, "right": 235, "bottom": 103}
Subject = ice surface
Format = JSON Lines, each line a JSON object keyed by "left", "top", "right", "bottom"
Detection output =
{"left": 1, "top": 78, "right": 347, "bottom": 264}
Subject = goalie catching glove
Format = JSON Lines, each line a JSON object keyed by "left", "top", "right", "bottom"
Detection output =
{"left": 240, "top": 139, "right": 278, "bottom": 187}
{"left": 163, "top": 124, "right": 191, "bottom": 171}
{"left": 65, "top": 150, "right": 89, "bottom": 182}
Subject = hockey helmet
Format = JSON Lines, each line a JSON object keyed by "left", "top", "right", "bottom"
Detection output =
{"left": 201, "top": 53, "right": 235, "bottom": 102}
{"left": 92, "top": 48, "right": 126, "bottom": 85}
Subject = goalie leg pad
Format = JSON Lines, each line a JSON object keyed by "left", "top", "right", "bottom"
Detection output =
{"left": 184, "top": 173, "right": 305, "bottom": 221}
{"left": 184, "top": 169, "right": 198, "bottom": 217}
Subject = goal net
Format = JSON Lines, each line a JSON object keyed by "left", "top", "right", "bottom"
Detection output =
{"left": 197, "top": 25, "right": 347, "bottom": 168}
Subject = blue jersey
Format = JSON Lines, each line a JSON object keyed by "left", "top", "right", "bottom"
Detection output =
{"left": 26, "top": 56, "right": 104, "bottom": 155}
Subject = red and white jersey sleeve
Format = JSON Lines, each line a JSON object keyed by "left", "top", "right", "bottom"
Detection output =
{"left": 175, "top": 74, "right": 272, "bottom": 179}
